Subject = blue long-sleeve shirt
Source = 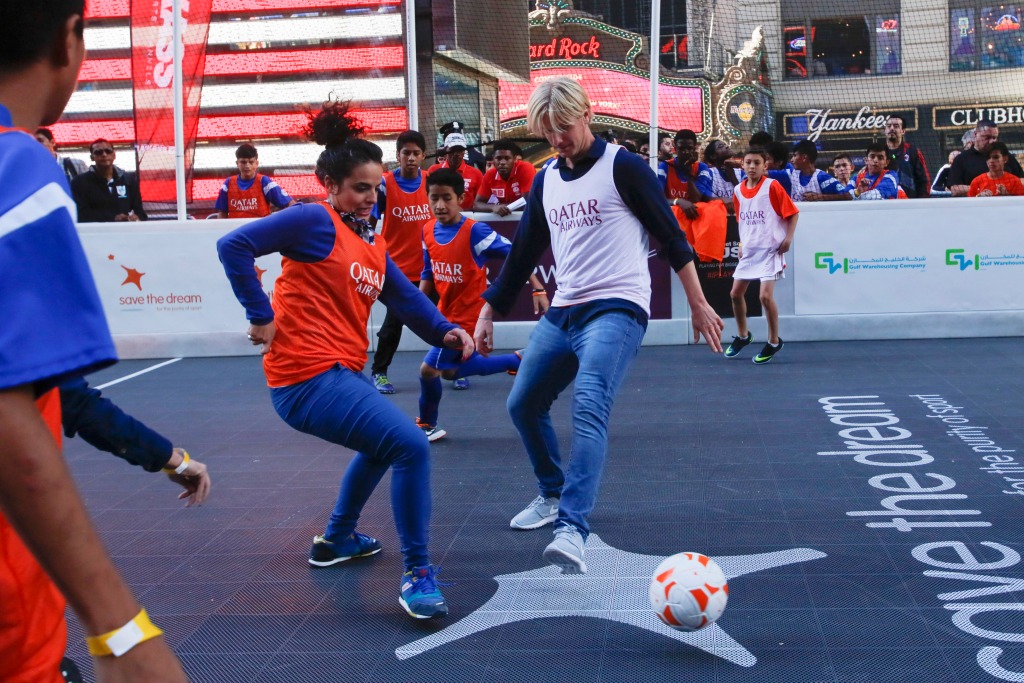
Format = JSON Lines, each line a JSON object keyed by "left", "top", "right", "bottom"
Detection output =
{"left": 483, "top": 137, "right": 694, "bottom": 326}
{"left": 59, "top": 376, "right": 173, "bottom": 472}
{"left": 216, "top": 203, "right": 456, "bottom": 347}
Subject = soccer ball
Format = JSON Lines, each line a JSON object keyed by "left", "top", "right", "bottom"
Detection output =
{"left": 649, "top": 552, "right": 728, "bottom": 631}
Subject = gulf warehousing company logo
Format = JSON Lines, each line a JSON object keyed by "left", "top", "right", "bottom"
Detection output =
{"left": 107, "top": 253, "right": 203, "bottom": 312}
{"left": 946, "top": 248, "right": 1024, "bottom": 271}
{"left": 814, "top": 251, "right": 927, "bottom": 275}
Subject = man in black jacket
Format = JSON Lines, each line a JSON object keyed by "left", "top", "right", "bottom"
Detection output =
{"left": 70, "top": 138, "right": 147, "bottom": 222}
{"left": 884, "top": 115, "right": 931, "bottom": 198}
{"left": 948, "top": 119, "right": 1024, "bottom": 196}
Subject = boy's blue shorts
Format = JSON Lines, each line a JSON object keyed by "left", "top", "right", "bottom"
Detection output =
{"left": 422, "top": 346, "right": 476, "bottom": 370}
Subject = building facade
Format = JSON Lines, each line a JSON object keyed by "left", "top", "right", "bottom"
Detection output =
{"left": 708, "top": 0, "right": 1024, "bottom": 170}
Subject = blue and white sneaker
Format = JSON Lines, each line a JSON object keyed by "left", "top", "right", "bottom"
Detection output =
{"left": 308, "top": 532, "right": 382, "bottom": 567}
{"left": 372, "top": 373, "right": 396, "bottom": 394}
{"left": 452, "top": 377, "right": 470, "bottom": 390}
{"left": 543, "top": 525, "right": 587, "bottom": 574}
{"left": 399, "top": 565, "right": 449, "bottom": 619}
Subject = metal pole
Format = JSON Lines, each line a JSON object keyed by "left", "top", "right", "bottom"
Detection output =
{"left": 405, "top": 0, "right": 419, "bottom": 130}
{"left": 172, "top": 0, "right": 186, "bottom": 220}
{"left": 648, "top": 0, "right": 661, "bottom": 173}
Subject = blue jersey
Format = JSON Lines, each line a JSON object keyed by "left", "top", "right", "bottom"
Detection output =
{"left": 421, "top": 216, "right": 512, "bottom": 280}
{"left": 768, "top": 168, "right": 846, "bottom": 201}
{"left": 214, "top": 174, "right": 293, "bottom": 212}
{"left": 854, "top": 171, "right": 901, "bottom": 200}
{"left": 0, "top": 106, "right": 116, "bottom": 392}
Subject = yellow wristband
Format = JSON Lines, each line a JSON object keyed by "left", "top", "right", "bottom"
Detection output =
{"left": 86, "top": 608, "right": 163, "bottom": 657}
{"left": 163, "top": 450, "right": 190, "bottom": 475}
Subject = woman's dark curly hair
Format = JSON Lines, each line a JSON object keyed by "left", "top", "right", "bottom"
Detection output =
{"left": 303, "top": 97, "right": 383, "bottom": 187}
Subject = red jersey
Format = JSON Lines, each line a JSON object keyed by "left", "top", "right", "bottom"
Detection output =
{"left": 226, "top": 173, "right": 271, "bottom": 218}
{"left": 263, "top": 203, "right": 388, "bottom": 387}
{"left": 423, "top": 217, "right": 489, "bottom": 337}
{"left": 381, "top": 171, "right": 431, "bottom": 280}
{"left": 0, "top": 389, "right": 66, "bottom": 683}
{"left": 426, "top": 161, "right": 484, "bottom": 210}
{"left": 476, "top": 160, "right": 536, "bottom": 204}
{"left": 969, "top": 173, "right": 1024, "bottom": 197}
{"left": 664, "top": 161, "right": 700, "bottom": 200}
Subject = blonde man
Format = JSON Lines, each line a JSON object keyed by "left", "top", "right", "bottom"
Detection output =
{"left": 475, "top": 76, "right": 723, "bottom": 574}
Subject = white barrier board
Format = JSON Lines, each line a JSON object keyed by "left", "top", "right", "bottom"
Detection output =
{"left": 794, "top": 198, "right": 1024, "bottom": 315}
{"left": 78, "top": 220, "right": 281, "bottom": 337}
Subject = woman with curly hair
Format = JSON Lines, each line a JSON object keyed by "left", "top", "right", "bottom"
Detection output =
{"left": 217, "top": 100, "right": 473, "bottom": 619}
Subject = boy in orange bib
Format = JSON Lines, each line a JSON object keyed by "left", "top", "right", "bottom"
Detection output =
{"left": 416, "top": 169, "right": 547, "bottom": 440}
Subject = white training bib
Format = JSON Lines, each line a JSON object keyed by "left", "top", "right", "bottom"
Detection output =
{"left": 733, "top": 177, "right": 787, "bottom": 280}
{"left": 542, "top": 144, "right": 652, "bottom": 314}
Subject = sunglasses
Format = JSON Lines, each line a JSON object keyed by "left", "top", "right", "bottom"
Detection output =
{"left": 92, "top": 148, "right": 115, "bottom": 155}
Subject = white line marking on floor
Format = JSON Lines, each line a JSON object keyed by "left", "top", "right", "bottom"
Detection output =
{"left": 94, "top": 358, "right": 182, "bottom": 390}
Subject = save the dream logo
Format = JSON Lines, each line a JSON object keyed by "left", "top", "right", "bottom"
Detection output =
{"left": 107, "top": 253, "right": 203, "bottom": 312}
{"left": 815, "top": 251, "right": 926, "bottom": 274}
{"left": 946, "top": 248, "right": 1024, "bottom": 271}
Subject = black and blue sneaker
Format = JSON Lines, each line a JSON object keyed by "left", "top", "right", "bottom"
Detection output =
{"left": 753, "top": 339, "right": 784, "bottom": 364}
{"left": 399, "top": 565, "right": 449, "bottom": 619}
{"left": 308, "top": 532, "right": 381, "bottom": 567}
{"left": 724, "top": 332, "right": 753, "bottom": 358}
{"left": 452, "top": 377, "right": 470, "bottom": 390}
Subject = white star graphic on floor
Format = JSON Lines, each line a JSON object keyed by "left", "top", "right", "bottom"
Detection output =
{"left": 395, "top": 535, "right": 826, "bottom": 666}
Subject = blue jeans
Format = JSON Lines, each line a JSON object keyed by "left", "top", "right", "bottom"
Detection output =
{"left": 271, "top": 364, "right": 431, "bottom": 570}
{"left": 506, "top": 311, "right": 645, "bottom": 539}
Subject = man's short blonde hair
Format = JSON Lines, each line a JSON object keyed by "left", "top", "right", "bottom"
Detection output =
{"left": 526, "top": 76, "right": 591, "bottom": 135}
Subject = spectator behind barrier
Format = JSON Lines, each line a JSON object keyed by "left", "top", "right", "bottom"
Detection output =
{"left": 852, "top": 143, "right": 901, "bottom": 200}
{"left": 70, "top": 138, "right": 148, "bottom": 222}
{"left": 214, "top": 143, "right": 297, "bottom": 219}
{"left": 931, "top": 150, "right": 960, "bottom": 195}
{"left": 948, "top": 119, "right": 1024, "bottom": 196}
{"left": 703, "top": 139, "right": 740, "bottom": 204}
{"left": 884, "top": 115, "right": 931, "bottom": 198}
{"left": 772, "top": 140, "right": 850, "bottom": 202}
{"left": 427, "top": 132, "right": 484, "bottom": 210}
{"left": 656, "top": 131, "right": 674, "bottom": 162}
{"left": 968, "top": 142, "right": 1024, "bottom": 197}
{"left": 473, "top": 138, "right": 536, "bottom": 217}
{"left": 34, "top": 127, "right": 86, "bottom": 184}
{"left": 831, "top": 153, "right": 855, "bottom": 192}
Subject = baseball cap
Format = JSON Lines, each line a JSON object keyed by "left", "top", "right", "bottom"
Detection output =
{"left": 443, "top": 132, "right": 468, "bottom": 150}
{"left": 440, "top": 120, "right": 464, "bottom": 137}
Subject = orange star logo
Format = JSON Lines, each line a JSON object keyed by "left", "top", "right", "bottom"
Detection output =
{"left": 121, "top": 266, "right": 145, "bottom": 291}
{"left": 254, "top": 264, "right": 267, "bottom": 284}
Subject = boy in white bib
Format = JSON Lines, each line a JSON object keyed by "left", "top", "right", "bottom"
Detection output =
{"left": 725, "top": 148, "right": 799, "bottom": 364}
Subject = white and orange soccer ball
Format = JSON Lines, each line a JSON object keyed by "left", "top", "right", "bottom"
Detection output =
{"left": 649, "top": 552, "right": 728, "bottom": 631}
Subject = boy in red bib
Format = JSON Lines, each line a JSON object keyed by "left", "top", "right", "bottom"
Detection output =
{"left": 725, "top": 148, "right": 799, "bottom": 364}
{"left": 416, "top": 169, "right": 547, "bottom": 440}
{"left": 368, "top": 130, "right": 432, "bottom": 394}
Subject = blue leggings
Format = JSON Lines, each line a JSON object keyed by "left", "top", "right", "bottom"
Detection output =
{"left": 271, "top": 364, "right": 431, "bottom": 570}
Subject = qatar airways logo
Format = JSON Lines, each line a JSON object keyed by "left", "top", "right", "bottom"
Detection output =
{"left": 739, "top": 209, "right": 766, "bottom": 226}
{"left": 350, "top": 262, "right": 383, "bottom": 299}
{"left": 153, "top": 0, "right": 189, "bottom": 88}
{"left": 391, "top": 203, "right": 431, "bottom": 222}
{"left": 432, "top": 261, "right": 464, "bottom": 284}
{"left": 548, "top": 198, "right": 602, "bottom": 233}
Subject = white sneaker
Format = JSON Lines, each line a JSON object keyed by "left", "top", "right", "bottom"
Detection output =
{"left": 510, "top": 495, "right": 559, "bottom": 530}
{"left": 543, "top": 525, "right": 587, "bottom": 574}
